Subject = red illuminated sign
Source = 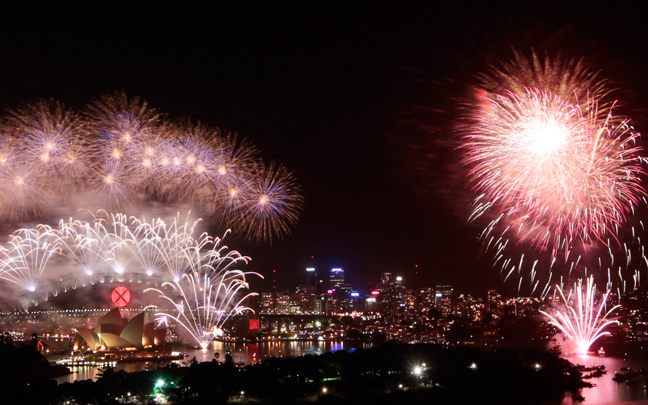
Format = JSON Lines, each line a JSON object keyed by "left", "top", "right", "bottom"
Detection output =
{"left": 111, "top": 286, "right": 131, "bottom": 308}
{"left": 249, "top": 319, "right": 260, "bottom": 330}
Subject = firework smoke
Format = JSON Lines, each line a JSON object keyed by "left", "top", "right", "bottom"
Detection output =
{"left": 0, "top": 93, "right": 303, "bottom": 243}
{"left": 0, "top": 211, "right": 259, "bottom": 345}
{"left": 0, "top": 212, "right": 250, "bottom": 298}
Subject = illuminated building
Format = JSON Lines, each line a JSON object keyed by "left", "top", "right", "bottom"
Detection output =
{"left": 330, "top": 268, "right": 345, "bottom": 290}
{"left": 306, "top": 267, "right": 317, "bottom": 293}
{"left": 276, "top": 293, "right": 290, "bottom": 313}
{"left": 435, "top": 283, "right": 453, "bottom": 317}
{"left": 260, "top": 292, "right": 276, "bottom": 312}
{"left": 379, "top": 272, "right": 395, "bottom": 311}
{"left": 366, "top": 290, "right": 380, "bottom": 312}
{"left": 73, "top": 308, "right": 166, "bottom": 350}
{"left": 487, "top": 289, "right": 504, "bottom": 320}
{"left": 394, "top": 276, "right": 405, "bottom": 306}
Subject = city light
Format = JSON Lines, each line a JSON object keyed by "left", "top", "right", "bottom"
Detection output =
{"left": 2, "top": 13, "right": 645, "bottom": 405}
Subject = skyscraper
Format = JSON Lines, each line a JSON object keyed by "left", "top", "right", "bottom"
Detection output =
{"left": 379, "top": 272, "right": 395, "bottom": 311}
{"left": 435, "top": 283, "right": 453, "bottom": 317}
{"left": 330, "top": 268, "right": 344, "bottom": 290}
{"left": 306, "top": 267, "right": 317, "bottom": 293}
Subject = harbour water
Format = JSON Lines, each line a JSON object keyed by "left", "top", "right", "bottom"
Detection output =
{"left": 556, "top": 354, "right": 648, "bottom": 404}
{"left": 52, "top": 340, "right": 371, "bottom": 384}
{"left": 52, "top": 342, "right": 648, "bottom": 404}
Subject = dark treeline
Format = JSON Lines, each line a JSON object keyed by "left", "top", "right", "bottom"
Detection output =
{"left": 2, "top": 337, "right": 587, "bottom": 404}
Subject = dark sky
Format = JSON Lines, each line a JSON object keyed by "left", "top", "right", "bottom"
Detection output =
{"left": 3, "top": 4, "right": 648, "bottom": 297}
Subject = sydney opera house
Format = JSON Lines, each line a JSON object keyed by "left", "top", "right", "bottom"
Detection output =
{"left": 73, "top": 308, "right": 167, "bottom": 351}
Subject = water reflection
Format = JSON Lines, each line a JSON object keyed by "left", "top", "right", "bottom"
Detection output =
{"left": 52, "top": 347, "right": 648, "bottom": 404}
{"left": 53, "top": 340, "right": 371, "bottom": 384}
{"left": 558, "top": 354, "right": 648, "bottom": 404}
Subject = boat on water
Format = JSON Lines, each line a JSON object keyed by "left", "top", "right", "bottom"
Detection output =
{"left": 576, "top": 364, "right": 606, "bottom": 372}
{"left": 598, "top": 347, "right": 606, "bottom": 357}
{"left": 612, "top": 367, "right": 648, "bottom": 383}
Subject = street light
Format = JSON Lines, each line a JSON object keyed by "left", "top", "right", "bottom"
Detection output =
{"left": 413, "top": 365, "right": 423, "bottom": 388}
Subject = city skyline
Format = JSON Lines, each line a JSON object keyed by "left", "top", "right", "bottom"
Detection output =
{"left": 5, "top": 6, "right": 648, "bottom": 404}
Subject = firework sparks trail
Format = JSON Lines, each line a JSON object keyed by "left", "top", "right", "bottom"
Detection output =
{"left": 0, "top": 226, "right": 62, "bottom": 292}
{"left": 0, "top": 211, "right": 251, "bottom": 293}
{"left": 462, "top": 51, "right": 647, "bottom": 291}
{"left": 540, "top": 276, "right": 619, "bottom": 354}
{"left": 145, "top": 269, "right": 259, "bottom": 348}
{"left": 0, "top": 93, "right": 302, "bottom": 243}
{"left": 0, "top": 212, "right": 259, "bottom": 345}
{"left": 0, "top": 93, "right": 293, "bottom": 343}
{"left": 467, "top": 89, "right": 643, "bottom": 249}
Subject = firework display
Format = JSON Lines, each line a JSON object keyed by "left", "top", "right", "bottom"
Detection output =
{"left": 145, "top": 270, "right": 257, "bottom": 348}
{"left": 0, "top": 93, "right": 302, "bottom": 243}
{"left": 0, "top": 212, "right": 249, "bottom": 291}
{"left": 0, "top": 92, "right": 298, "bottom": 345}
{"left": 0, "top": 212, "right": 259, "bottom": 345}
{"left": 0, "top": 225, "right": 61, "bottom": 292}
{"left": 462, "top": 51, "right": 646, "bottom": 293}
{"left": 540, "top": 277, "right": 619, "bottom": 354}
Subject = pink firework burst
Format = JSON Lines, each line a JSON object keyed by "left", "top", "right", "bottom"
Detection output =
{"left": 462, "top": 52, "right": 646, "bottom": 291}
{"left": 466, "top": 88, "right": 644, "bottom": 250}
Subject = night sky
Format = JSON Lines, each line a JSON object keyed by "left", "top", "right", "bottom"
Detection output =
{"left": 3, "top": 4, "right": 648, "bottom": 296}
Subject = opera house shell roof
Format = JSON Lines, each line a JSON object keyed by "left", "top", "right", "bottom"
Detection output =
{"left": 74, "top": 308, "right": 166, "bottom": 350}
